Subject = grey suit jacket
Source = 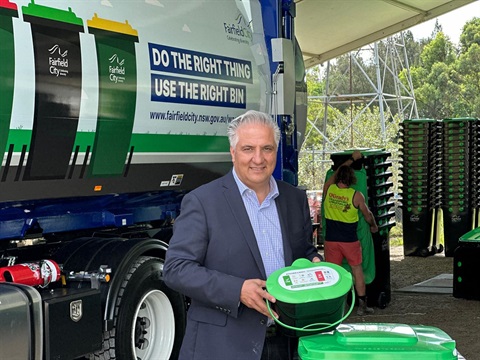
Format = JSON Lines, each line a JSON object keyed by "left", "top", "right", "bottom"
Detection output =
{"left": 163, "top": 170, "right": 317, "bottom": 360}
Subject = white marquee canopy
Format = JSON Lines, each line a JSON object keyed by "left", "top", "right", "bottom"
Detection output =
{"left": 295, "top": 0, "right": 477, "bottom": 68}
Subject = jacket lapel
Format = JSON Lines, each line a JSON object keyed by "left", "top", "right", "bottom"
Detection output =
{"left": 222, "top": 172, "right": 267, "bottom": 279}
{"left": 274, "top": 186, "right": 293, "bottom": 266}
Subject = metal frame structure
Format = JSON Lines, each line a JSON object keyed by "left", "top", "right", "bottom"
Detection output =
{"left": 302, "top": 32, "right": 418, "bottom": 156}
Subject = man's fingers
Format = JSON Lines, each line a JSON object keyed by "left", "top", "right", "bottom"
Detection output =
{"left": 240, "top": 279, "right": 278, "bottom": 318}
{"left": 262, "top": 288, "right": 276, "bottom": 303}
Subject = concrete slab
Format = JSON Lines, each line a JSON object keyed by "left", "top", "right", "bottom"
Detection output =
{"left": 395, "top": 274, "right": 453, "bottom": 294}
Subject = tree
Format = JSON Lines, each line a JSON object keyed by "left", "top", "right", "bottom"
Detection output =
{"left": 414, "top": 62, "right": 462, "bottom": 119}
{"left": 402, "top": 30, "right": 423, "bottom": 67}
{"left": 306, "top": 65, "right": 325, "bottom": 96}
{"left": 420, "top": 31, "right": 455, "bottom": 73}
{"left": 459, "top": 17, "right": 480, "bottom": 53}
{"left": 456, "top": 43, "right": 480, "bottom": 116}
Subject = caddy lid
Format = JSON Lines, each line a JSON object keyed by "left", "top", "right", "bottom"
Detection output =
{"left": 266, "top": 259, "right": 353, "bottom": 304}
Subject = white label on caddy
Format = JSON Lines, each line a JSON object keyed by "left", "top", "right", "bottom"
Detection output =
{"left": 279, "top": 266, "right": 340, "bottom": 291}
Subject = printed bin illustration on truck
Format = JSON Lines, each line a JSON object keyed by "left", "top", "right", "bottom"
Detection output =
{"left": 0, "top": 0, "right": 306, "bottom": 359}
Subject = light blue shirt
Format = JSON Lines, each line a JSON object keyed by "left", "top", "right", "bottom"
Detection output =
{"left": 232, "top": 168, "right": 285, "bottom": 277}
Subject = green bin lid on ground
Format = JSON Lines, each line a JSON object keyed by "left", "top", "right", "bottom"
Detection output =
{"left": 298, "top": 323, "right": 458, "bottom": 360}
{"left": 459, "top": 227, "right": 480, "bottom": 242}
{"left": 266, "top": 259, "right": 352, "bottom": 304}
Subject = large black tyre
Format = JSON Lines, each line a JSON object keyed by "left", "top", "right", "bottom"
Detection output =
{"left": 90, "top": 256, "right": 186, "bottom": 360}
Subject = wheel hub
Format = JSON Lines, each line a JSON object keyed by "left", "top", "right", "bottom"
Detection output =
{"left": 131, "top": 289, "right": 175, "bottom": 360}
{"left": 135, "top": 310, "right": 151, "bottom": 350}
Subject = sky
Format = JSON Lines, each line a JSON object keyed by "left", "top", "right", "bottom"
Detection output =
{"left": 408, "top": 1, "right": 480, "bottom": 44}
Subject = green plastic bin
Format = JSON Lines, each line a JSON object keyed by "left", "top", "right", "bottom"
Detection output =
{"left": 298, "top": 323, "right": 458, "bottom": 360}
{"left": 454, "top": 227, "right": 480, "bottom": 299}
{"left": 266, "top": 259, "right": 353, "bottom": 337}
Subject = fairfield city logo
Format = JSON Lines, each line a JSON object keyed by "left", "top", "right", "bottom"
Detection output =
{"left": 48, "top": 44, "right": 68, "bottom": 77}
{"left": 109, "top": 54, "right": 126, "bottom": 84}
{"left": 223, "top": 13, "right": 253, "bottom": 42}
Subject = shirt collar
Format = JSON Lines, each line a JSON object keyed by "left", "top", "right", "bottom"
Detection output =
{"left": 232, "top": 168, "right": 279, "bottom": 199}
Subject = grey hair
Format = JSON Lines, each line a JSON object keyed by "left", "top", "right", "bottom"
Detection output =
{"left": 227, "top": 110, "right": 281, "bottom": 148}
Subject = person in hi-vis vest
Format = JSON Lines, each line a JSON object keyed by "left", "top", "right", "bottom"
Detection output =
{"left": 322, "top": 150, "right": 378, "bottom": 316}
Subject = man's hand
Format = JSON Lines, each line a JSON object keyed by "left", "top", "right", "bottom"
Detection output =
{"left": 370, "top": 224, "right": 379, "bottom": 233}
{"left": 240, "top": 279, "right": 278, "bottom": 319}
{"left": 312, "top": 256, "right": 322, "bottom": 263}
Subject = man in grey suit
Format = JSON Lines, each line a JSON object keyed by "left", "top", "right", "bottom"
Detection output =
{"left": 163, "top": 110, "right": 321, "bottom": 360}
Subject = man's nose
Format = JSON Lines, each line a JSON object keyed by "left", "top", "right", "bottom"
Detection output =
{"left": 252, "top": 149, "right": 264, "bottom": 162}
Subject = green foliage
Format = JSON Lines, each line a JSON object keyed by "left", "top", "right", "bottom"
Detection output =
{"left": 402, "top": 30, "right": 423, "bottom": 67}
{"left": 456, "top": 43, "right": 480, "bottom": 116}
{"left": 299, "top": 98, "right": 402, "bottom": 192}
{"left": 459, "top": 17, "right": 480, "bottom": 53}
{"left": 402, "top": 18, "right": 480, "bottom": 119}
{"left": 306, "top": 67, "right": 325, "bottom": 96}
{"left": 389, "top": 223, "right": 403, "bottom": 246}
{"left": 415, "top": 62, "right": 462, "bottom": 119}
{"left": 420, "top": 32, "right": 456, "bottom": 72}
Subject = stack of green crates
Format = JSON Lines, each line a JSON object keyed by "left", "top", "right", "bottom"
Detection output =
{"left": 441, "top": 118, "right": 476, "bottom": 256}
{"left": 361, "top": 150, "right": 396, "bottom": 308}
{"left": 471, "top": 120, "right": 480, "bottom": 228}
{"left": 399, "top": 119, "right": 442, "bottom": 256}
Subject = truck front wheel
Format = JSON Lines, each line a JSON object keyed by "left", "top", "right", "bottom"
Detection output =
{"left": 91, "top": 256, "right": 185, "bottom": 360}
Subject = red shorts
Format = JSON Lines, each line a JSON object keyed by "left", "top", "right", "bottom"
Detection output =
{"left": 324, "top": 240, "right": 362, "bottom": 266}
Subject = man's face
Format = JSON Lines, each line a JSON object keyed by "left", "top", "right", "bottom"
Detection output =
{"left": 230, "top": 123, "right": 277, "bottom": 191}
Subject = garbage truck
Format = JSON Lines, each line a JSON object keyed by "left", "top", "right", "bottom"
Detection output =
{"left": 0, "top": 0, "right": 307, "bottom": 358}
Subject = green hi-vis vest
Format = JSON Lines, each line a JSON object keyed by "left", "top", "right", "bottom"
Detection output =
{"left": 324, "top": 184, "right": 358, "bottom": 242}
